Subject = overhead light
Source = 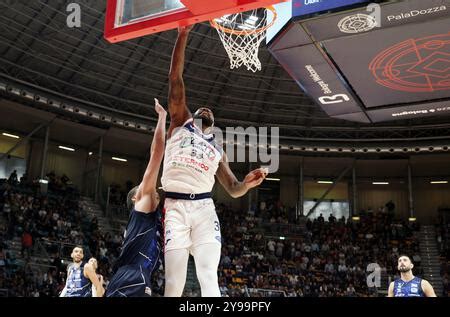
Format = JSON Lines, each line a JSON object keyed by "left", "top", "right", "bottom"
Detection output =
{"left": 266, "top": 178, "right": 280, "bottom": 182}
{"left": 352, "top": 216, "right": 360, "bottom": 221}
{"left": 58, "top": 146, "right": 75, "bottom": 152}
{"left": 409, "top": 217, "right": 417, "bottom": 222}
{"left": 279, "top": 236, "right": 285, "bottom": 240}
{"left": 373, "top": 182, "right": 389, "bottom": 185}
{"left": 20, "top": 90, "right": 34, "bottom": 100}
{"left": 431, "top": 181, "right": 448, "bottom": 184}
{"left": 88, "top": 152, "right": 93, "bottom": 156}
{"left": 8, "top": 86, "right": 21, "bottom": 96}
{"left": 112, "top": 156, "right": 127, "bottom": 162}
{"left": 2, "top": 133, "right": 20, "bottom": 139}
{"left": 318, "top": 181, "right": 333, "bottom": 184}
{"left": 35, "top": 95, "right": 48, "bottom": 104}
{"left": 48, "top": 100, "right": 62, "bottom": 108}
{"left": 39, "top": 179, "right": 48, "bottom": 184}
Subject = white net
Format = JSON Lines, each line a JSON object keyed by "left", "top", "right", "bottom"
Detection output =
{"left": 211, "top": 8, "right": 275, "bottom": 72}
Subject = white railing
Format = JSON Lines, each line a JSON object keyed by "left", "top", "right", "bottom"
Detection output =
{"left": 246, "top": 288, "right": 286, "bottom": 297}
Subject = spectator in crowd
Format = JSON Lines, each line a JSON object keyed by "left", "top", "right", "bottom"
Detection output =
{"left": 215, "top": 203, "right": 424, "bottom": 297}
{"left": 21, "top": 229, "right": 33, "bottom": 258}
{"left": 318, "top": 214, "right": 324, "bottom": 223}
{"left": 8, "top": 170, "right": 18, "bottom": 185}
{"left": 0, "top": 175, "right": 439, "bottom": 298}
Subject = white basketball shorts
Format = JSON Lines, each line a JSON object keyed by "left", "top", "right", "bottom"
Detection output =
{"left": 163, "top": 198, "right": 222, "bottom": 253}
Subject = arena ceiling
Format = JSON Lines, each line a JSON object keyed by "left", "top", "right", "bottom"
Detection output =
{"left": 1, "top": 1, "right": 450, "bottom": 145}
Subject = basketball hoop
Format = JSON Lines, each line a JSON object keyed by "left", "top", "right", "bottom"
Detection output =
{"left": 210, "top": 6, "right": 277, "bottom": 72}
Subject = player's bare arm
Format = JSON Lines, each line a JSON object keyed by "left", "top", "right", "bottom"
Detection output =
{"left": 421, "top": 280, "right": 437, "bottom": 297}
{"left": 216, "top": 152, "right": 267, "bottom": 198}
{"left": 134, "top": 99, "right": 167, "bottom": 213}
{"left": 387, "top": 281, "right": 394, "bottom": 297}
{"left": 84, "top": 263, "right": 105, "bottom": 297}
{"left": 168, "top": 25, "right": 194, "bottom": 137}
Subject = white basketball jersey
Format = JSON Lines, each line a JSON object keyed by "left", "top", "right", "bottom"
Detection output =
{"left": 161, "top": 119, "right": 222, "bottom": 194}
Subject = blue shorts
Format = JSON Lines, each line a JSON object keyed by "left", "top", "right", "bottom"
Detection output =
{"left": 106, "top": 265, "right": 152, "bottom": 297}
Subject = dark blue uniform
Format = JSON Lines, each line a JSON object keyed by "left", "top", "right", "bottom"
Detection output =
{"left": 106, "top": 208, "right": 162, "bottom": 297}
{"left": 64, "top": 262, "right": 92, "bottom": 297}
{"left": 393, "top": 276, "right": 425, "bottom": 297}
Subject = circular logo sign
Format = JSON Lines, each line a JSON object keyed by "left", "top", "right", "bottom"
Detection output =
{"left": 338, "top": 14, "right": 378, "bottom": 34}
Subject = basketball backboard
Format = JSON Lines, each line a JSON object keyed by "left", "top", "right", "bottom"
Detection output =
{"left": 105, "top": 0, "right": 288, "bottom": 43}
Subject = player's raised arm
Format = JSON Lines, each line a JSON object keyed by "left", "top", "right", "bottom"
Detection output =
{"left": 134, "top": 99, "right": 167, "bottom": 212}
{"left": 168, "top": 25, "right": 193, "bottom": 136}
{"left": 216, "top": 153, "right": 268, "bottom": 198}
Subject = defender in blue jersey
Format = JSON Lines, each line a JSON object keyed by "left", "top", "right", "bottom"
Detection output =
{"left": 105, "top": 98, "right": 167, "bottom": 297}
{"left": 388, "top": 255, "right": 436, "bottom": 297}
{"left": 60, "top": 246, "right": 105, "bottom": 297}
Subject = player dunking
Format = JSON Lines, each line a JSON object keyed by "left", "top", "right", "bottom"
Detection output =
{"left": 60, "top": 246, "right": 105, "bottom": 297}
{"left": 162, "top": 25, "right": 268, "bottom": 297}
{"left": 388, "top": 255, "right": 437, "bottom": 297}
{"left": 105, "top": 99, "right": 166, "bottom": 297}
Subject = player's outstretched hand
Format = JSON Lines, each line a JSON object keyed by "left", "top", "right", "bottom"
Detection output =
{"left": 244, "top": 167, "right": 268, "bottom": 189}
{"left": 154, "top": 98, "right": 167, "bottom": 116}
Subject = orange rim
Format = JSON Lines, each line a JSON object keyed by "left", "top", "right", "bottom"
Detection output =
{"left": 210, "top": 6, "right": 277, "bottom": 36}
